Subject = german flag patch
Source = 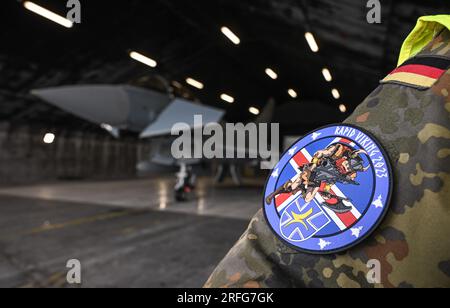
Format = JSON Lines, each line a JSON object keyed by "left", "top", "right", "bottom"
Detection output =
{"left": 381, "top": 56, "right": 450, "bottom": 90}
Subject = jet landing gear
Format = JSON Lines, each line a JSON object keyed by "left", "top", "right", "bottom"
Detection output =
{"left": 174, "top": 163, "right": 196, "bottom": 202}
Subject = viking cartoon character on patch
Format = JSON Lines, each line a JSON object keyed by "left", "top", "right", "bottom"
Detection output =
{"left": 263, "top": 125, "right": 392, "bottom": 254}
{"left": 265, "top": 143, "right": 370, "bottom": 214}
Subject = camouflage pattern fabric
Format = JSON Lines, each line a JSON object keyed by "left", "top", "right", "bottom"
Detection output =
{"left": 204, "top": 29, "right": 450, "bottom": 288}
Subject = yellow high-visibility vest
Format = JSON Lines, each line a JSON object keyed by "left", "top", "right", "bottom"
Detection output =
{"left": 398, "top": 15, "right": 450, "bottom": 66}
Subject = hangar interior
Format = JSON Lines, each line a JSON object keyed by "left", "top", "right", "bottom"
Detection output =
{"left": 0, "top": 0, "right": 448, "bottom": 287}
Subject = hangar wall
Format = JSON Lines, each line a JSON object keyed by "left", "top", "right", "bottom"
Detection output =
{"left": 0, "top": 123, "right": 149, "bottom": 185}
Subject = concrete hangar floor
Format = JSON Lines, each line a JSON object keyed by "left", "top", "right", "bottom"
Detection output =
{"left": 0, "top": 175, "right": 262, "bottom": 287}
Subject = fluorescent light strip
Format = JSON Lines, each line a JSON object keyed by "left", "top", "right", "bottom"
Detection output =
{"left": 249, "top": 107, "right": 260, "bottom": 115}
{"left": 221, "top": 26, "right": 240, "bottom": 45}
{"left": 186, "top": 78, "right": 204, "bottom": 90}
{"left": 332, "top": 89, "right": 341, "bottom": 100}
{"left": 23, "top": 1, "right": 73, "bottom": 28}
{"left": 322, "top": 68, "right": 332, "bottom": 82}
{"left": 288, "top": 89, "right": 298, "bottom": 98}
{"left": 305, "top": 32, "right": 319, "bottom": 52}
{"left": 220, "top": 93, "right": 234, "bottom": 103}
{"left": 171, "top": 81, "right": 183, "bottom": 89}
{"left": 130, "top": 51, "right": 157, "bottom": 68}
{"left": 265, "top": 68, "right": 278, "bottom": 80}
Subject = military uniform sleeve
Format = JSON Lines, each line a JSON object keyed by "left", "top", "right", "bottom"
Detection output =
{"left": 205, "top": 29, "right": 450, "bottom": 288}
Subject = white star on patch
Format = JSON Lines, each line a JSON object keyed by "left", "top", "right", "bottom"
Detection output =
{"left": 351, "top": 226, "right": 364, "bottom": 238}
{"left": 372, "top": 195, "right": 384, "bottom": 209}
{"left": 318, "top": 239, "right": 331, "bottom": 250}
{"left": 288, "top": 147, "right": 297, "bottom": 156}
{"left": 271, "top": 168, "right": 279, "bottom": 178}
{"left": 312, "top": 132, "right": 321, "bottom": 140}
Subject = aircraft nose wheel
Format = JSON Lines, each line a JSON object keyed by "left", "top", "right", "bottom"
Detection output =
{"left": 174, "top": 163, "right": 196, "bottom": 202}
{"left": 174, "top": 187, "right": 189, "bottom": 202}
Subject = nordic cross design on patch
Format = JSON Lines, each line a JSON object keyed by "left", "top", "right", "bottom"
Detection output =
{"left": 263, "top": 124, "right": 393, "bottom": 254}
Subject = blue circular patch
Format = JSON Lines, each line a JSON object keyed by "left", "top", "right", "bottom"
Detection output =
{"left": 263, "top": 124, "right": 393, "bottom": 254}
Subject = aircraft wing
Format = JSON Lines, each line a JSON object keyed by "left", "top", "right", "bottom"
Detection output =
{"left": 139, "top": 98, "right": 225, "bottom": 138}
{"left": 31, "top": 85, "right": 171, "bottom": 132}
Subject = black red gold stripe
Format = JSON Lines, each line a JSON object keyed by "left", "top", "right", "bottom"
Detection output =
{"left": 381, "top": 56, "right": 450, "bottom": 89}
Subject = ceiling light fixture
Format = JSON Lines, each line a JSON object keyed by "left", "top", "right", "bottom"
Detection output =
{"left": 221, "top": 26, "right": 241, "bottom": 45}
{"left": 23, "top": 1, "right": 73, "bottom": 28}
{"left": 129, "top": 51, "right": 157, "bottom": 68}
{"left": 305, "top": 32, "right": 319, "bottom": 53}
{"left": 186, "top": 78, "right": 204, "bottom": 90}
{"left": 171, "top": 81, "right": 183, "bottom": 89}
{"left": 43, "top": 133, "right": 55, "bottom": 144}
{"left": 322, "top": 68, "right": 333, "bottom": 82}
{"left": 332, "top": 88, "right": 341, "bottom": 100}
{"left": 265, "top": 68, "right": 278, "bottom": 80}
{"left": 288, "top": 89, "right": 298, "bottom": 99}
{"left": 339, "top": 104, "right": 347, "bottom": 113}
{"left": 220, "top": 93, "right": 235, "bottom": 104}
{"left": 249, "top": 107, "right": 260, "bottom": 115}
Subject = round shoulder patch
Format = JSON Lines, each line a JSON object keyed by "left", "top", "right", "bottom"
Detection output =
{"left": 263, "top": 124, "right": 393, "bottom": 254}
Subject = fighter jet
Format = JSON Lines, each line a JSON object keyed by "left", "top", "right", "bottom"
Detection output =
{"left": 32, "top": 84, "right": 275, "bottom": 192}
{"left": 31, "top": 84, "right": 224, "bottom": 137}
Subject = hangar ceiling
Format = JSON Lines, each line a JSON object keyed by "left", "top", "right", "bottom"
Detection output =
{"left": 0, "top": 0, "right": 449, "bottom": 133}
